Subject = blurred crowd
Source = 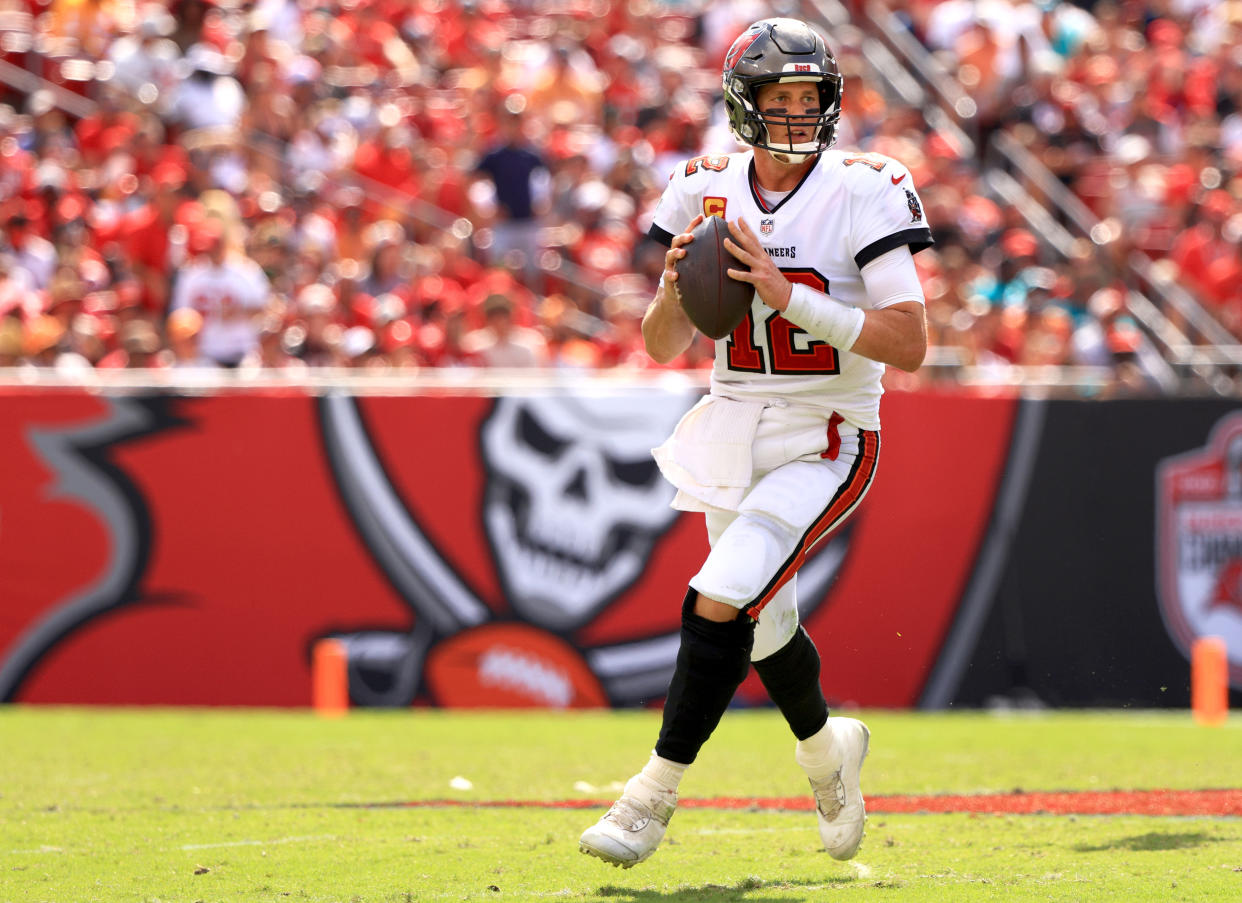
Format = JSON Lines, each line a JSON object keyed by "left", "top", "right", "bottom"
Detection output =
{"left": 0, "top": 0, "right": 1230, "bottom": 393}
{"left": 893, "top": 0, "right": 1242, "bottom": 384}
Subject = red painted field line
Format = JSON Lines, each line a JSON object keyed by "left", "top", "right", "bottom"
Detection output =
{"left": 404, "top": 789, "right": 1242, "bottom": 817}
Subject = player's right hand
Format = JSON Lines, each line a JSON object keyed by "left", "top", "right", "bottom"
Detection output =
{"left": 666, "top": 214, "right": 705, "bottom": 281}
{"left": 664, "top": 214, "right": 704, "bottom": 307}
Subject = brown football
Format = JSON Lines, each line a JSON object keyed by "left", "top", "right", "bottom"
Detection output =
{"left": 674, "top": 216, "right": 754, "bottom": 340}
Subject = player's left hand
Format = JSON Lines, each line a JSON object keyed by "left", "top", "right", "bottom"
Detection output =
{"left": 722, "top": 217, "right": 792, "bottom": 312}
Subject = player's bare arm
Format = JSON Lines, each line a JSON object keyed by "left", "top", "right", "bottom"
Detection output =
{"left": 850, "top": 302, "right": 927, "bottom": 373}
{"left": 724, "top": 216, "right": 927, "bottom": 372}
{"left": 642, "top": 215, "right": 703, "bottom": 364}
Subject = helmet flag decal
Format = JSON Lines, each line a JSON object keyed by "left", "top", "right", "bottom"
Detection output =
{"left": 724, "top": 30, "right": 761, "bottom": 70}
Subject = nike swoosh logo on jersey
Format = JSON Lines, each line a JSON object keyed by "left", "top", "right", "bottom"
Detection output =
{"left": 891, "top": 173, "right": 906, "bottom": 185}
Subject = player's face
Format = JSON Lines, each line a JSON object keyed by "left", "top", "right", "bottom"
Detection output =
{"left": 755, "top": 81, "right": 821, "bottom": 147}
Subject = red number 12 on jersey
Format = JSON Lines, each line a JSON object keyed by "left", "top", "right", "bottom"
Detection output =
{"left": 725, "top": 270, "right": 841, "bottom": 375}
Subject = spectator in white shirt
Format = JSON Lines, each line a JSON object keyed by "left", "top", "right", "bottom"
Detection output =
{"left": 169, "top": 219, "right": 271, "bottom": 367}
{"left": 462, "top": 293, "right": 547, "bottom": 367}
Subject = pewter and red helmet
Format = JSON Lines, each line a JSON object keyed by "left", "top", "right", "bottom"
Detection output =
{"left": 722, "top": 18, "right": 843, "bottom": 159}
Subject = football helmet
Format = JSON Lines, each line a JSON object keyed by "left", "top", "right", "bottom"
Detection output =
{"left": 722, "top": 18, "right": 843, "bottom": 160}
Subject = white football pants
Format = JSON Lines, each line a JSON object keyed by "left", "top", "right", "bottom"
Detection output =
{"left": 689, "top": 426, "right": 880, "bottom": 661}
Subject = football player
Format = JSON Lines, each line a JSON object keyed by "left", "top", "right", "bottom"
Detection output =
{"left": 579, "top": 17, "right": 932, "bottom": 867}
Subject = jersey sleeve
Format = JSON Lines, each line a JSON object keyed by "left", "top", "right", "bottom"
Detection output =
{"left": 645, "top": 160, "right": 706, "bottom": 248}
{"left": 846, "top": 155, "right": 934, "bottom": 270}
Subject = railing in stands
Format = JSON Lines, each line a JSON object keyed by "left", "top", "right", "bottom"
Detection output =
{"left": 847, "top": 0, "right": 1242, "bottom": 395}
{"left": 0, "top": 56, "right": 97, "bottom": 119}
{"left": 4, "top": 4, "right": 1235, "bottom": 396}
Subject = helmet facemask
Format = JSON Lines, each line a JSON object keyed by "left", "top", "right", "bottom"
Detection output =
{"left": 730, "top": 75, "right": 842, "bottom": 161}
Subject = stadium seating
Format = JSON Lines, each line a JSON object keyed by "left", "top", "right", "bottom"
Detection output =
{"left": 0, "top": 0, "right": 1236, "bottom": 395}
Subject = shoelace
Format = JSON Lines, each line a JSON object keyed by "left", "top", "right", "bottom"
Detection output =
{"left": 811, "top": 769, "right": 846, "bottom": 821}
{"left": 604, "top": 796, "right": 653, "bottom": 831}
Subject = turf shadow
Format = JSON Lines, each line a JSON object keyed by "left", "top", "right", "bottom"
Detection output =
{"left": 589, "top": 874, "right": 861, "bottom": 901}
{"left": 1073, "top": 831, "right": 1223, "bottom": 852}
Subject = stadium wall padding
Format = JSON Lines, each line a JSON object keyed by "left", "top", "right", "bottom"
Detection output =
{"left": 941, "top": 397, "right": 1242, "bottom": 709}
{"left": 0, "top": 388, "right": 1239, "bottom": 709}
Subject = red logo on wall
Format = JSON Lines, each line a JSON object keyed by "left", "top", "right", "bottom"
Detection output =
{"left": 1156, "top": 412, "right": 1242, "bottom": 687}
{"left": 317, "top": 394, "right": 848, "bottom": 707}
{"left": 0, "top": 389, "right": 1015, "bottom": 709}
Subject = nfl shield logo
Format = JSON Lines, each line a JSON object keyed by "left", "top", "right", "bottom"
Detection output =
{"left": 1156, "top": 412, "right": 1242, "bottom": 688}
{"left": 760, "top": 218, "right": 774, "bottom": 235}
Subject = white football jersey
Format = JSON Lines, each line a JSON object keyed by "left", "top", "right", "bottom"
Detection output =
{"left": 648, "top": 148, "right": 932, "bottom": 430}
{"left": 170, "top": 257, "right": 271, "bottom": 364}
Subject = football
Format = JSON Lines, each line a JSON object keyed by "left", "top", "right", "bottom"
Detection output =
{"left": 674, "top": 216, "right": 754, "bottom": 340}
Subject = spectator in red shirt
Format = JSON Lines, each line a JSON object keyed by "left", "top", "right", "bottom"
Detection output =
{"left": 1170, "top": 189, "right": 1234, "bottom": 301}
{"left": 123, "top": 162, "right": 195, "bottom": 313}
{"left": 353, "top": 114, "right": 421, "bottom": 212}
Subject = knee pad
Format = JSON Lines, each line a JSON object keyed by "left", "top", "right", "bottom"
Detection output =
{"left": 752, "top": 582, "right": 800, "bottom": 661}
{"left": 691, "top": 512, "right": 799, "bottom": 607}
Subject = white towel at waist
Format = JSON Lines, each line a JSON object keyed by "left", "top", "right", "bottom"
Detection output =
{"left": 651, "top": 395, "right": 766, "bottom": 513}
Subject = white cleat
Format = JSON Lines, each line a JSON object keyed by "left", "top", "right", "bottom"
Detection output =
{"left": 578, "top": 776, "right": 677, "bottom": 869}
{"left": 805, "top": 717, "right": 870, "bottom": 860}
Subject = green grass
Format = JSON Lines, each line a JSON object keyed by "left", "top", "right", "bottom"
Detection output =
{"left": 2, "top": 707, "right": 1241, "bottom": 901}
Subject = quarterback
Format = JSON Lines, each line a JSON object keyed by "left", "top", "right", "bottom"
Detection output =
{"left": 580, "top": 18, "right": 933, "bottom": 867}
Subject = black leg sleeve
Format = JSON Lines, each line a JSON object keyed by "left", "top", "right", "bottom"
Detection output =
{"left": 752, "top": 625, "right": 829, "bottom": 741}
{"left": 654, "top": 590, "right": 755, "bottom": 765}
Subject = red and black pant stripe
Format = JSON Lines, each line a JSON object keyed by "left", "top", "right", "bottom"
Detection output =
{"left": 742, "top": 429, "right": 880, "bottom": 620}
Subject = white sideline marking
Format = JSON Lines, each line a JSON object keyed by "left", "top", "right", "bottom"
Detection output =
{"left": 181, "top": 833, "right": 336, "bottom": 851}
{"left": 8, "top": 845, "right": 63, "bottom": 855}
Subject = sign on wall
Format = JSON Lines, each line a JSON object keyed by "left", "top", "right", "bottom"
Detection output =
{"left": 0, "top": 388, "right": 1014, "bottom": 708}
{"left": 1157, "top": 411, "right": 1242, "bottom": 688}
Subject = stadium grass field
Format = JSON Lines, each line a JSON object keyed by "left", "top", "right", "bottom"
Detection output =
{"left": 3, "top": 707, "right": 1241, "bottom": 902}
